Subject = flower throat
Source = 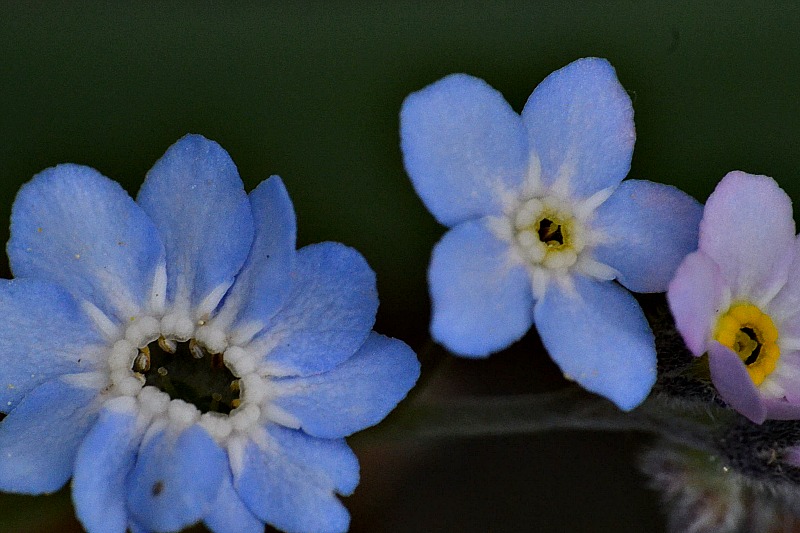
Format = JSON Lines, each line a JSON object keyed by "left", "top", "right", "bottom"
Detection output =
{"left": 537, "top": 217, "right": 564, "bottom": 247}
{"left": 715, "top": 303, "right": 780, "bottom": 386}
{"left": 132, "top": 338, "right": 240, "bottom": 415}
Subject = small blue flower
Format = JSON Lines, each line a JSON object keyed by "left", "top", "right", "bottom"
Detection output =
{"left": 0, "top": 135, "right": 420, "bottom": 533}
{"left": 400, "top": 58, "right": 701, "bottom": 410}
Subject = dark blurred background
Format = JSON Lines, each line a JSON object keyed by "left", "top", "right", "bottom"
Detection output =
{"left": 1, "top": 1, "right": 799, "bottom": 531}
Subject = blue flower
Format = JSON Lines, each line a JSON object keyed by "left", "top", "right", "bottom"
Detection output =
{"left": 0, "top": 135, "right": 420, "bottom": 533}
{"left": 400, "top": 58, "right": 701, "bottom": 410}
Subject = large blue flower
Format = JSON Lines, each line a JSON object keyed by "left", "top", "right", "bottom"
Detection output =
{"left": 0, "top": 135, "right": 420, "bottom": 533}
{"left": 400, "top": 58, "right": 701, "bottom": 410}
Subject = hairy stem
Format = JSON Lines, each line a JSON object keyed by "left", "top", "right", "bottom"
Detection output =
{"left": 360, "top": 386, "right": 720, "bottom": 451}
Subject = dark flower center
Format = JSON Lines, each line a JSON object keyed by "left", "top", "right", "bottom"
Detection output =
{"left": 132, "top": 338, "right": 240, "bottom": 414}
{"left": 736, "top": 327, "right": 762, "bottom": 366}
{"left": 536, "top": 218, "right": 564, "bottom": 246}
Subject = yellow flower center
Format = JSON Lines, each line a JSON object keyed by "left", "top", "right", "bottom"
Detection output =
{"left": 513, "top": 198, "right": 584, "bottom": 270}
{"left": 714, "top": 303, "right": 780, "bottom": 386}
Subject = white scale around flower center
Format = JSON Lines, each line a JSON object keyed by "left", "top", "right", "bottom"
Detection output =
{"left": 490, "top": 164, "right": 619, "bottom": 299}
{"left": 102, "top": 311, "right": 280, "bottom": 444}
{"left": 512, "top": 196, "right": 586, "bottom": 270}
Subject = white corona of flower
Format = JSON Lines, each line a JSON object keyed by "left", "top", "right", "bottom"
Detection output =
{"left": 488, "top": 154, "right": 619, "bottom": 299}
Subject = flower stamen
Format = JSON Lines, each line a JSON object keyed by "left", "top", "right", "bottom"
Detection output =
{"left": 133, "top": 346, "right": 151, "bottom": 373}
{"left": 157, "top": 335, "right": 176, "bottom": 354}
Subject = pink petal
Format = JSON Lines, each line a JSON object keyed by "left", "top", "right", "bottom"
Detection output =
{"left": 708, "top": 342, "right": 766, "bottom": 424}
{"left": 667, "top": 251, "right": 729, "bottom": 356}
{"left": 698, "top": 171, "right": 795, "bottom": 304}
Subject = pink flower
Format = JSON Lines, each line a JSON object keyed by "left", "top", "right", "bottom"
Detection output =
{"left": 668, "top": 171, "right": 800, "bottom": 423}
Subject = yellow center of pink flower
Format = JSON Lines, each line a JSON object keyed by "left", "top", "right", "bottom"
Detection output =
{"left": 714, "top": 303, "right": 780, "bottom": 386}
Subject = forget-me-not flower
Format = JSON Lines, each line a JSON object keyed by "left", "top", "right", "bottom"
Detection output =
{"left": 400, "top": 58, "right": 702, "bottom": 410}
{"left": 668, "top": 171, "right": 800, "bottom": 423}
{"left": 0, "top": 135, "right": 420, "bottom": 533}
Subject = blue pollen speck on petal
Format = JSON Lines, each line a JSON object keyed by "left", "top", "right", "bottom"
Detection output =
{"left": 401, "top": 57, "right": 702, "bottom": 410}
{"left": 0, "top": 134, "right": 421, "bottom": 533}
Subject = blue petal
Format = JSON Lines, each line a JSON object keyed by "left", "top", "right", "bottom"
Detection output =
{"left": 234, "top": 425, "right": 358, "bottom": 533}
{"left": 592, "top": 179, "right": 702, "bottom": 293}
{"left": 400, "top": 73, "right": 528, "bottom": 227}
{"left": 73, "top": 401, "right": 142, "bottom": 533}
{"left": 534, "top": 276, "right": 656, "bottom": 410}
{"left": 0, "top": 378, "right": 100, "bottom": 493}
{"left": 128, "top": 521, "right": 149, "bottom": 533}
{"left": 0, "top": 279, "right": 104, "bottom": 409}
{"left": 212, "top": 176, "right": 296, "bottom": 334}
{"left": 252, "top": 242, "right": 377, "bottom": 376}
{"left": 8, "top": 164, "right": 165, "bottom": 321}
{"left": 127, "top": 424, "right": 227, "bottom": 532}
{"left": 521, "top": 58, "right": 635, "bottom": 198}
{"left": 137, "top": 135, "right": 254, "bottom": 312}
{"left": 273, "top": 333, "right": 420, "bottom": 439}
{"left": 267, "top": 426, "right": 359, "bottom": 497}
{"left": 204, "top": 468, "right": 264, "bottom": 533}
{"left": 428, "top": 218, "right": 534, "bottom": 357}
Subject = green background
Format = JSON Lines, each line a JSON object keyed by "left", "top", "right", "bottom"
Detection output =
{"left": 0, "top": 2, "right": 797, "bottom": 531}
